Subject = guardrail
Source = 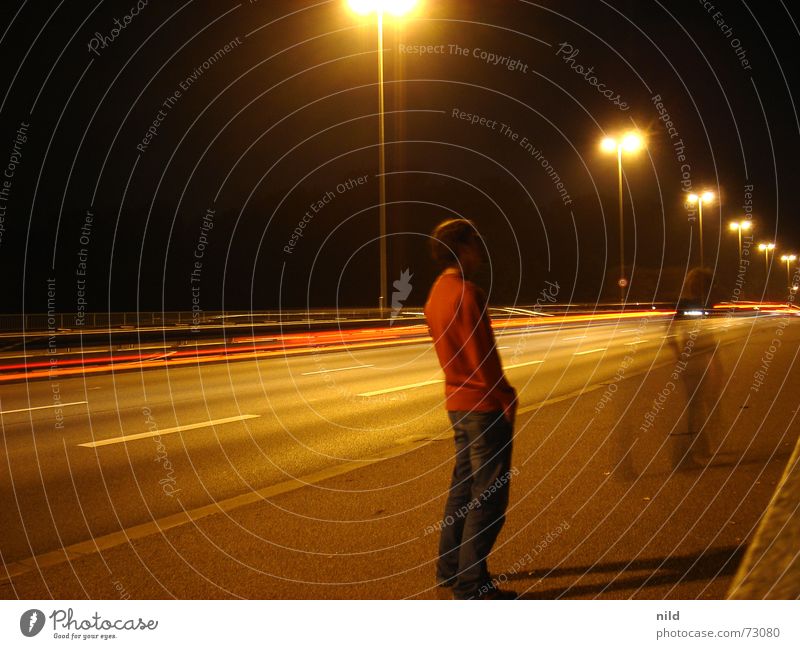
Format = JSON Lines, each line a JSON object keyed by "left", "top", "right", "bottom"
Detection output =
{"left": 727, "top": 432, "right": 800, "bottom": 599}
{"left": 0, "top": 303, "right": 680, "bottom": 333}
{"left": 0, "top": 309, "right": 397, "bottom": 332}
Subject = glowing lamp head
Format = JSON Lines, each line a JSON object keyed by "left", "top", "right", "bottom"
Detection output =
{"left": 730, "top": 220, "right": 753, "bottom": 232}
{"left": 701, "top": 191, "right": 715, "bottom": 203}
{"left": 348, "top": 0, "right": 373, "bottom": 14}
{"left": 348, "top": 0, "right": 418, "bottom": 15}
{"left": 621, "top": 132, "right": 643, "bottom": 153}
{"left": 759, "top": 243, "right": 767, "bottom": 251}
{"left": 687, "top": 193, "right": 699, "bottom": 205}
{"left": 790, "top": 255, "right": 797, "bottom": 262}
{"left": 600, "top": 137, "right": 617, "bottom": 153}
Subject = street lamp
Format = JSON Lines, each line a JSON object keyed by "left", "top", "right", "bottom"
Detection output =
{"left": 780, "top": 254, "right": 796, "bottom": 292}
{"left": 686, "top": 190, "right": 715, "bottom": 268}
{"left": 347, "top": 0, "right": 419, "bottom": 315}
{"left": 758, "top": 242, "right": 776, "bottom": 275}
{"left": 348, "top": 0, "right": 417, "bottom": 14}
{"left": 728, "top": 219, "right": 753, "bottom": 260}
{"left": 600, "top": 131, "right": 645, "bottom": 303}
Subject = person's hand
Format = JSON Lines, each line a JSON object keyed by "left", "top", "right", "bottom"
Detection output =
{"left": 504, "top": 389, "right": 518, "bottom": 427}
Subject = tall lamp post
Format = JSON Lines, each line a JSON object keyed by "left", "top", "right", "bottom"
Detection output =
{"left": 686, "top": 190, "right": 715, "bottom": 268}
{"left": 600, "top": 131, "right": 645, "bottom": 304}
{"left": 780, "top": 254, "right": 796, "bottom": 293}
{"left": 347, "top": 0, "right": 418, "bottom": 315}
{"left": 758, "top": 242, "right": 775, "bottom": 274}
{"left": 728, "top": 219, "right": 753, "bottom": 260}
{"left": 758, "top": 242, "right": 776, "bottom": 298}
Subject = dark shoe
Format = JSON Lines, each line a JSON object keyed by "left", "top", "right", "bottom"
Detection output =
{"left": 454, "top": 586, "right": 518, "bottom": 600}
{"left": 476, "top": 588, "right": 517, "bottom": 600}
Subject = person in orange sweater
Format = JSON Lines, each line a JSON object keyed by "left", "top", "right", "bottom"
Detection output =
{"left": 424, "top": 218, "right": 517, "bottom": 599}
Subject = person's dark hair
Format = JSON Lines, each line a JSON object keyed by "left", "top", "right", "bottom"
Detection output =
{"left": 683, "top": 267, "right": 713, "bottom": 301}
{"left": 429, "top": 218, "right": 481, "bottom": 267}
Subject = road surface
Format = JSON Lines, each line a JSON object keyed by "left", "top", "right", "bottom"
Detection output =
{"left": 1, "top": 313, "right": 798, "bottom": 598}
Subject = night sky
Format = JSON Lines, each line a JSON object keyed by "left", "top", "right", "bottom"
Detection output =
{"left": 0, "top": 0, "right": 798, "bottom": 314}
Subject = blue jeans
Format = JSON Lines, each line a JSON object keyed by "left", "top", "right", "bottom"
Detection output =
{"left": 436, "top": 410, "right": 513, "bottom": 598}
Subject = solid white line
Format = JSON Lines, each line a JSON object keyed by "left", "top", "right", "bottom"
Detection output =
{"left": 301, "top": 364, "right": 374, "bottom": 376}
{"left": 78, "top": 414, "right": 260, "bottom": 448}
{"left": 505, "top": 360, "right": 544, "bottom": 369}
{"left": 573, "top": 347, "right": 607, "bottom": 356}
{"left": 497, "top": 346, "right": 510, "bottom": 350}
{"left": 562, "top": 335, "right": 587, "bottom": 341}
{"left": 357, "top": 379, "right": 442, "bottom": 397}
{"left": 0, "top": 401, "right": 88, "bottom": 415}
{"left": 624, "top": 340, "right": 648, "bottom": 345}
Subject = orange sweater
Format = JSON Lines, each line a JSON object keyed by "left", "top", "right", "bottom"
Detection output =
{"left": 424, "top": 271, "right": 516, "bottom": 413}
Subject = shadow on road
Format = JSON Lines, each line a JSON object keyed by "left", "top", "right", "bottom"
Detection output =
{"left": 510, "top": 545, "right": 746, "bottom": 599}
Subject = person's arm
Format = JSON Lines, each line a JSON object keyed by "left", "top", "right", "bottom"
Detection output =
{"left": 457, "top": 284, "right": 517, "bottom": 423}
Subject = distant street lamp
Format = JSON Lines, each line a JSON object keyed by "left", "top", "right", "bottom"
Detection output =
{"left": 780, "top": 254, "right": 796, "bottom": 292}
{"left": 758, "top": 242, "right": 776, "bottom": 275}
{"left": 600, "top": 131, "right": 645, "bottom": 303}
{"left": 347, "top": 0, "right": 419, "bottom": 315}
{"left": 686, "top": 190, "right": 715, "bottom": 268}
{"left": 728, "top": 219, "right": 753, "bottom": 260}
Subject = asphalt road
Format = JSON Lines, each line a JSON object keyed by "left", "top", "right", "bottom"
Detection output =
{"left": 1, "top": 313, "right": 798, "bottom": 598}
